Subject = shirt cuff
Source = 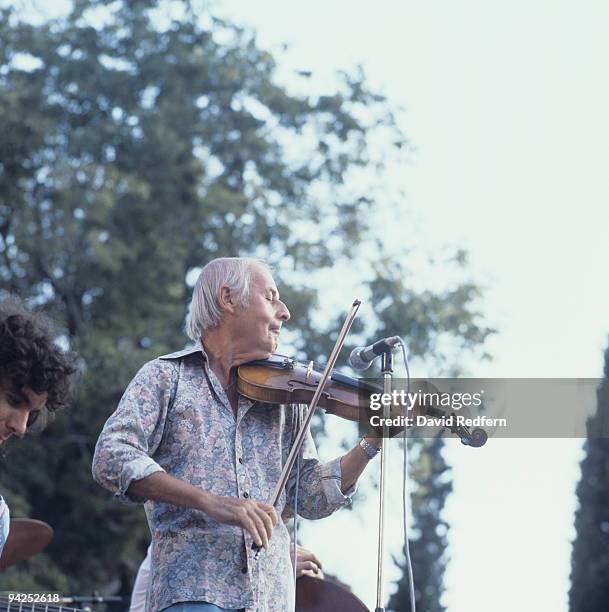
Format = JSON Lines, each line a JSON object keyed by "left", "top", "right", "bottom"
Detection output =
{"left": 319, "top": 456, "right": 357, "bottom": 508}
{"left": 117, "top": 457, "right": 165, "bottom": 505}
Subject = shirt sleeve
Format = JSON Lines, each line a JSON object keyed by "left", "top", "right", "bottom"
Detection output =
{"left": 284, "top": 406, "right": 357, "bottom": 519}
{"left": 0, "top": 495, "right": 9, "bottom": 558}
{"left": 92, "top": 359, "right": 178, "bottom": 505}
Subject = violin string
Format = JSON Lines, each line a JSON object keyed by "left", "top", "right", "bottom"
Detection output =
{"left": 398, "top": 337, "right": 417, "bottom": 612}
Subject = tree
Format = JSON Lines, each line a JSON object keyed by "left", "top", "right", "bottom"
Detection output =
{"left": 387, "top": 436, "right": 452, "bottom": 612}
{"left": 0, "top": 0, "right": 493, "bottom": 604}
{"left": 569, "top": 339, "right": 609, "bottom": 611}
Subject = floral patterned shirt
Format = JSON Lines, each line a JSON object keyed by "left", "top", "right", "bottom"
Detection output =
{"left": 92, "top": 343, "right": 355, "bottom": 612}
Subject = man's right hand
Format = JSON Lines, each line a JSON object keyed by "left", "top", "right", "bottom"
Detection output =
{"left": 126, "top": 473, "right": 278, "bottom": 548}
{"left": 201, "top": 493, "right": 278, "bottom": 549}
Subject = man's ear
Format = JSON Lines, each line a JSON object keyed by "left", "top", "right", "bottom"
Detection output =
{"left": 218, "top": 285, "right": 237, "bottom": 313}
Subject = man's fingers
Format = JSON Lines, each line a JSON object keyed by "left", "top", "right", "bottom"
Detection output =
{"left": 259, "top": 503, "right": 278, "bottom": 527}
{"left": 256, "top": 506, "right": 275, "bottom": 541}
{"left": 249, "top": 510, "right": 269, "bottom": 549}
{"left": 296, "top": 548, "right": 322, "bottom": 570}
{"left": 298, "top": 560, "right": 320, "bottom": 573}
{"left": 299, "top": 569, "right": 319, "bottom": 578}
{"left": 296, "top": 562, "right": 320, "bottom": 578}
{"left": 243, "top": 516, "right": 263, "bottom": 548}
{"left": 227, "top": 499, "right": 278, "bottom": 548}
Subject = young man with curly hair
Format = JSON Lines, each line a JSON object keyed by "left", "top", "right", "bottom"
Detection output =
{"left": 0, "top": 296, "right": 77, "bottom": 557}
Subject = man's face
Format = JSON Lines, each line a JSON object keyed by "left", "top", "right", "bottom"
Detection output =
{"left": 232, "top": 264, "right": 290, "bottom": 359}
{"left": 0, "top": 385, "right": 47, "bottom": 444}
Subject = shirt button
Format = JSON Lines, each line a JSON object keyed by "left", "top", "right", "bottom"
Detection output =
{"left": 243, "top": 492, "right": 249, "bottom": 498}
{"left": 238, "top": 457, "right": 244, "bottom": 464}
{"left": 241, "top": 567, "right": 248, "bottom": 574}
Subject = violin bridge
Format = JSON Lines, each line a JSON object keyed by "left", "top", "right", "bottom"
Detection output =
{"left": 305, "top": 360, "right": 314, "bottom": 382}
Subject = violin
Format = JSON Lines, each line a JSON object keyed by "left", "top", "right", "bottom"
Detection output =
{"left": 237, "top": 354, "right": 488, "bottom": 447}
{"left": 237, "top": 354, "right": 368, "bottom": 422}
{"left": 237, "top": 353, "right": 407, "bottom": 438}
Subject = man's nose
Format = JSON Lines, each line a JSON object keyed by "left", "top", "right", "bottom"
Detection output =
{"left": 277, "top": 300, "right": 290, "bottom": 322}
{"left": 8, "top": 411, "right": 29, "bottom": 437}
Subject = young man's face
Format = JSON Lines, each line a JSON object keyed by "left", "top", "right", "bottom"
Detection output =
{"left": 0, "top": 385, "right": 47, "bottom": 444}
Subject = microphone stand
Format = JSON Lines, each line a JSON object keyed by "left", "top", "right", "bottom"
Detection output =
{"left": 375, "top": 349, "right": 394, "bottom": 612}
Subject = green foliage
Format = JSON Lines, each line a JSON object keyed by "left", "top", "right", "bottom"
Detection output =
{"left": 0, "top": 0, "right": 493, "bottom": 605}
{"left": 569, "top": 340, "right": 609, "bottom": 611}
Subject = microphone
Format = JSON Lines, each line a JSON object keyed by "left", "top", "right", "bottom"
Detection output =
{"left": 461, "top": 428, "right": 488, "bottom": 448}
{"left": 349, "top": 336, "right": 401, "bottom": 371}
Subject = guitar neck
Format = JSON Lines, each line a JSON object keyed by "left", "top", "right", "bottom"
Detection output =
{"left": 0, "top": 597, "right": 79, "bottom": 612}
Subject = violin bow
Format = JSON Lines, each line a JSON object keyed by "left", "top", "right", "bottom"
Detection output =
{"left": 253, "top": 298, "right": 362, "bottom": 558}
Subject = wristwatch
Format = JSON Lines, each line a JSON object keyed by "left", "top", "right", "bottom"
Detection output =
{"left": 359, "top": 438, "right": 381, "bottom": 460}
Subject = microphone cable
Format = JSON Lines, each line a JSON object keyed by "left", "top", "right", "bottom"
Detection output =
{"left": 397, "top": 337, "right": 416, "bottom": 612}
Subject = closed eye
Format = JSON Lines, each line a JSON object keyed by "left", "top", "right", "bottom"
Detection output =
{"left": 7, "top": 393, "right": 24, "bottom": 408}
{"left": 27, "top": 410, "right": 41, "bottom": 426}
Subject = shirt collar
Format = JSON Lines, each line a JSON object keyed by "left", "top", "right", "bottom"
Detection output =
{"left": 158, "top": 340, "right": 255, "bottom": 413}
{"left": 158, "top": 339, "right": 208, "bottom": 361}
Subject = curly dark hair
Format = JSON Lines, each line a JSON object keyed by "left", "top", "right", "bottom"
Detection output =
{"left": 0, "top": 295, "right": 78, "bottom": 414}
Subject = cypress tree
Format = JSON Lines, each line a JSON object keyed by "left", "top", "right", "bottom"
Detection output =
{"left": 569, "top": 339, "right": 609, "bottom": 611}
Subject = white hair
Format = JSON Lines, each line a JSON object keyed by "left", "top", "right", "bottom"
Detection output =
{"left": 185, "top": 257, "right": 270, "bottom": 341}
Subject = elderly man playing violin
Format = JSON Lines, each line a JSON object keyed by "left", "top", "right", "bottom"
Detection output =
{"left": 92, "top": 257, "right": 381, "bottom": 612}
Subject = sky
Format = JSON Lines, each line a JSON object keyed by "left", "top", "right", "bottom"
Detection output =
{"left": 7, "top": 0, "right": 609, "bottom": 610}
{"left": 209, "top": 1, "right": 609, "bottom": 610}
